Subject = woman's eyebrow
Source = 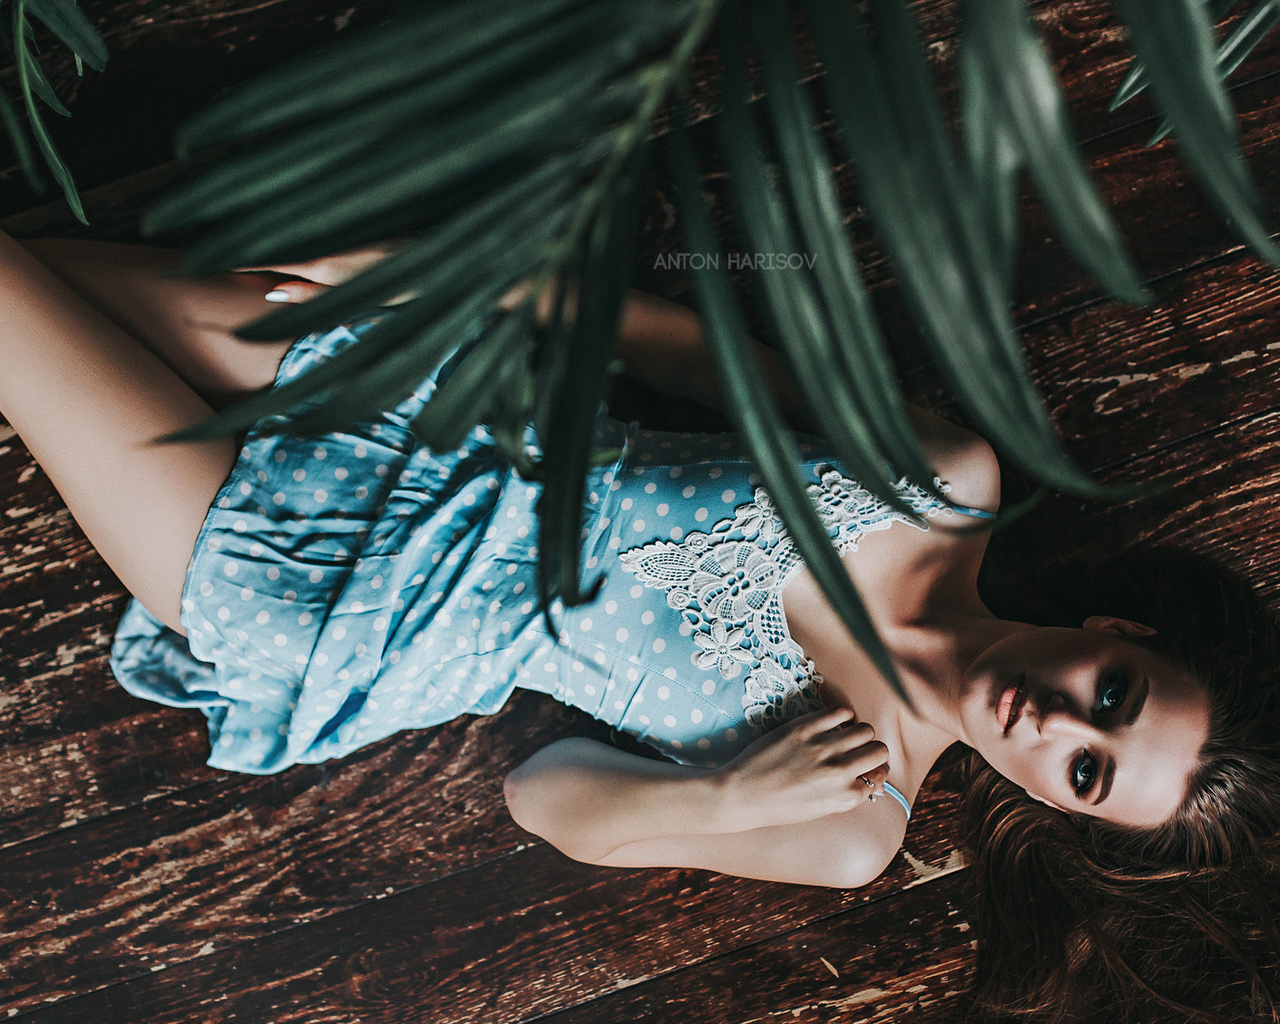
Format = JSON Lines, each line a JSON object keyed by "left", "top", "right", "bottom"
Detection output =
{"left": 1093, "top": 756, "right": 1116, "bottom": 806}
{"left": 1122, "top": 674, "right": 1150, "bottom": 728}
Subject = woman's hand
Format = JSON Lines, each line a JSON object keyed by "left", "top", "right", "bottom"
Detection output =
{"left": 236, "top": 238, "right": 414, "bottom": 304}
{"left": 715, "top": 706, "right": 890, "bottom": 832}
{"left": 238, "top": 240, "right": 540, "bottom": 314}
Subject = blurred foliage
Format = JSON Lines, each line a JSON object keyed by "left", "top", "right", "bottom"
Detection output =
{"left": 0, "top": 0, "right": 107, "bottom": 223}
{"left": 137, "top": 0, "right": 1280, "bottom": 697}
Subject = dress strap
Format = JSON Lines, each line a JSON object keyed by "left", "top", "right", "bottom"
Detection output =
{"left": 949, "top": 501, "right": 997, "bottom": 521}
{"left": 880, "top": 780, "right": 912, "bottom": 820}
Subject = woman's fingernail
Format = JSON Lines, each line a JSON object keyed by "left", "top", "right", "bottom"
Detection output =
{"left": 265, "top": 289, "right": 291, "bottom": 303}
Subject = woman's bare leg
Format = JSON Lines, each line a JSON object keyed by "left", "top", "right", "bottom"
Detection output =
{"left": 0, "top": 229, "right": 237, "bottom": 633}
{"left": 14, "top": 237, "right": 297, "bottom": 406}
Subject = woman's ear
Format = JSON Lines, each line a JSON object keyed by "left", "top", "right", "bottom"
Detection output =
{"left": 1083, "top": 615, "right": 1157, "bottom": 638}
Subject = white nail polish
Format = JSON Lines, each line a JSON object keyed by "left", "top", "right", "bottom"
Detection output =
{"left": 265, "top": 289, "right": 291, "bottom": 303}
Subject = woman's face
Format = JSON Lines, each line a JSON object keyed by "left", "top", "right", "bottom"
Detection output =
{"left": 958, "top": 618, "right": 1212, "bottom": 827}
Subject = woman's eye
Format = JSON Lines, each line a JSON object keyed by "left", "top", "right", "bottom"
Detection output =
{"left": 1071, "top": 751, "right": 1098, "bottom": 796}
{"left": 1096, "top": 670, "right": 1129, "bottom": 714}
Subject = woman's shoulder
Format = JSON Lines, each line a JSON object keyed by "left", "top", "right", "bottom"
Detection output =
{"left": 905, "top": 406, "right": 1001, "bottom": 517}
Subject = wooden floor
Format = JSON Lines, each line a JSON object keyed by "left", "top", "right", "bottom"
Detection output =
{"left": 3, "top": 1, "right": 1280, "bottom": 1021}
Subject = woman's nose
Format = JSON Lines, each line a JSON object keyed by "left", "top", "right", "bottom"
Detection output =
{"left": 1037, "top": 694, "right": 1102, "bottom": 741}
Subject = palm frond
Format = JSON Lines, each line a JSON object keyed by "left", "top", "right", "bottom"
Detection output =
{"left": 666, "top": 93, "right": 903, "bottom": 697}
{"left": 720, "top": 5, "right": 930, "bottom": 522}
{"left": 535, "top": 146, "right": 643, "bottom": 611}
{"left": 1146, "top": 0, "right": 1280, "bottom": 145}
{"left": 147, "top": 0, "right": 1274, "bottom": 669}
{"left": 964, "top": 0, "right": 1148, "bottom": 304}
{"left": 2, "top": 0, "right": 107, "bottom": 222}
{"left": 175, "top": 0, "right": 607, "bottom": 152}
{"left": 806, "top": 0, "right": 1100, "bottom": 493}
{"left": 24, "top": 0, "right": 106, "bottom": 70}
{"left": 960, "top": 31, "right": 1023, "bottom": 294}
{"left": 747, "top": 0, "right": 942, "bottom": 511}
{"left": 1111, "top": 0, "right": 1242, "bottom": 110}
{"left": 1113, "top": 0, "right": 1280, "bottom": 263}
{"left": 411, "top": 310, "right": 536, "bottom": 453}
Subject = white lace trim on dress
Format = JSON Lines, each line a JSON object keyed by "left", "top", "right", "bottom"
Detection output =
{"left": 619, "top": 466, "right": 954, "bottom": 731}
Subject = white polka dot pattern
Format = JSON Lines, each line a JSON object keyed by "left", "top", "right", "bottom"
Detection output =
{"left": 111, "top": 328, "right": 963, "bottom": 776}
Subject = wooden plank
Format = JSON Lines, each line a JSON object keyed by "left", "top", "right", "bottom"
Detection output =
{"left": 7, "top": 837, "right": 973, "bottom": 1024}
{"left": 539, "top": 871, "right": 975, "bottom": 1024}
{"left": 0, "top": 704, "right": 967, "bottom": 1016}
{"left": 1025, "top": 258, "right": 1280, "bottom": 473}
{"left": 0, "top": 435, "right": 219, "bottom": 845}
{"left": 0, "top": 694, "right": 577, "bottom": 1013}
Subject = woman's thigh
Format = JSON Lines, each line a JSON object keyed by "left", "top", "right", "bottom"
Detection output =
{"left": 0, "top": 231, "right": 240, "bottom": 632}
{"left": 16, "top": 237, "right": 298, "bottom": 405}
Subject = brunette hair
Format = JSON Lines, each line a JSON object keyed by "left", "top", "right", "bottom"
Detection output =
{"left": 965, "top": 545, "right": 1280, "bottom": 1023}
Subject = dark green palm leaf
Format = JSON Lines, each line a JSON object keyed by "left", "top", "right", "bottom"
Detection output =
{"left": 275, "top": 207, "right": 576, "bottom": 437}
{"left": 1147, "top": 0, "right": 1280, "bottom": 145}
{"left": 176, "top": 0, "right": 608, "bottom": 152}
{"left": 1111, "top": 0, "right": 1242, "bottom": 110}
{"left": 12, "top": 0, "right": 86, "bottom": 224}
{"left": 162, "top": 75, "right": 643, "bottom": 273}
{"left": 151, "top": 5, "right": 685, "bottom": 245}
{"left": 718, "top": 6, "right": 928, "bottom": 520}
{"left": 667, "top": 93, "right": 903, "bottom": 698}
{"left": 487, "top": 354, "right": 541, "bottom": 480}
{"left": 24, "top": 0, "right": 107, "bottom": 69}
{"left": 20, "top": 39, "right": 69, "bottom": 116}
{"left": 171, "top": 199, "right": 573, "bottom": 442}
{"left": 231, "top": 150, "right": 590, "bottom": 342}
{"left": 279, "top": 283, "right": 520, "bottom": 437}
{"left": 411, "top": 310, "right": 536, "bottom": 452}
{"left": 169, "top": 198, "right": 571, "bottom": 444}
{"left": 806, "top": 0, "right": 1101, "bottom": 494}
{"left": 965, "top": 0, "right": 1147, "bottom": 304}
{"left": 1115, "top": 0, "right": 1280, "bottom": 265}
{"left": 535, "top": 151, "right": 641, "bottom": 610}
{"left": 749, "top": 0, "right": 941, "bottom": 502}
{"left": 0, "top": 88, "right": 41, "bottom": 192}
{"left": 150, "top": 3, "right": 644, "bottom": 231}
{"left": 959, "top": 29, "right": 1023, "bottom": 292}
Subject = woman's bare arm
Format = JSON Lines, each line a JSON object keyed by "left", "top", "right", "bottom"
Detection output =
{"left": 504, "top": 707, "right": 903, "bottom": 887}
{"left": 592, "top": 800, "right": 906, "bottom": 888}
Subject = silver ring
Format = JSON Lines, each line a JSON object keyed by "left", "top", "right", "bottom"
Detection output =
{"left": 862, "top": 776, "right": 875, "bottom": 789}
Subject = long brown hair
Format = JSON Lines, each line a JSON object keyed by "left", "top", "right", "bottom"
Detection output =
{"left": 965, "top": 546, "right": 1280, "bottom": 1022}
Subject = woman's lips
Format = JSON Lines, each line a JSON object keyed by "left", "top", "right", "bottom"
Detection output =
{"left": 998, "top": 676, "right": 1028, "bottom": 734}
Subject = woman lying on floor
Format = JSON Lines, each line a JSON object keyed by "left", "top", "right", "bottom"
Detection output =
{"left": 3, "top": 231, "right": 1278, "bottom": 1022}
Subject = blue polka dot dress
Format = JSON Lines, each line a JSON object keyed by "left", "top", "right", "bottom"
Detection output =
{"left": 111, "top": 316, "right": 981, "bottom": 774}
